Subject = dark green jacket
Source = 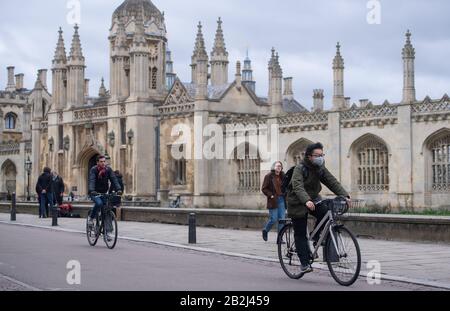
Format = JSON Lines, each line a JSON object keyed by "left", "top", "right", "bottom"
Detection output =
{"left": 287, "top": 161, "right": 349, "bottom": 219}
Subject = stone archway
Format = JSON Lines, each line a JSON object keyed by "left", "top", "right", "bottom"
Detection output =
{"left": 76, "top": 147, "right": 101, "bottom": 196}
{"left": 285, "top": 138, "right": 314, "bottom": 168}
{"left": 1, "top": 159, "right": 17, "bottom": 194}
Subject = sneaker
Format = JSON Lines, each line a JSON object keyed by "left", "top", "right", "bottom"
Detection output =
{"left": 300, "top": 264, "right": 313, "bottom": 274}
{"left": 262, "top": 230, "right": 268, "bottom": 242}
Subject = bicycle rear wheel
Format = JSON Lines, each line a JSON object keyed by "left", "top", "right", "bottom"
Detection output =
{"left": 277, "top": 223, "right": 304, "bottom": 279}
{"left": 86, "top": 214, "right": 99, "bottom": 247}
{"left": 326, "top": 225, "right": 361, "bottom": 286}
{"left": 103, "top": 211, "right": 118, "bottom": 249}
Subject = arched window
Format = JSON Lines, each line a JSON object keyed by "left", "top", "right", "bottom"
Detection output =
{"left": 429, "top": 134, "right": 450, "bottom": 192}
{"left": 355, "top": 139, "right": 389, "bottom": 192}
{"left": 5, "top": 113, "right": 17, "bottom": 130}
{"left": 235, "top": 144, "right": 260, "bottom": 192}
{"left": 286, "top": 138, "right": 313, "bottom": 167}
{"left": 1, "top": 159, "right": 17, "bottom": 193}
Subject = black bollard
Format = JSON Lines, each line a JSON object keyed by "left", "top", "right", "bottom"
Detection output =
{"left": 188, "top": 213, "right": 196, "bottom": 244}
{"left": 10, "top": 193, "right": 16, "bottom": 221}
{"left": 52, "top": 204, "right": 58, "bottom": 227}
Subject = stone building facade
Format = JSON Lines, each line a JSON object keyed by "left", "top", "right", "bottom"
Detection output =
{"left": 0, "top": 0, "right": 448, "bottom": 211}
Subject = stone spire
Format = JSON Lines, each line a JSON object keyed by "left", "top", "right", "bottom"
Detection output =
{"left": 68, "top": 24, "right": 85, "bottom": 65}
{"left": 333, "top": 42, "right": 344, "bottom": 69}
{"left": 99, "top": 77, "right": 107, "bottom": 97}
{"left": 242, "top": 49, "right": 255, "bottom": 93}
{"left": 193, "top": 22, "right": 208, "bottom": 60}
{"left": 52, "top": 28, "right": 68, "bottom": 110}
{"left": 191, "top": 22, "right": 208, "bottom": 84}
{"left": 268, "top": 49, "right": 283, "bottom": 115}
{"left": 210, "top": 17, "right": 229, "bottom": 86}
{"left": 67, "top": 25, "right": 86, "bottom": 108}
{"left": 332, "top": 42, "right": 345, "bottom": 110}
{"left": 402, "top": 30, "right": 416, "bottom": 103}
{"left": 402, "top": 30, "right": 415, "bottom": 58}
{"left": 211, "top": 17, "right": 227, "bottom": 56}
{"left": 53, "top": 27, "right": 67, "bottom": 67}
{"left": 272, "top": 52, "right": 283, "bottom": 78}
{"left": 268, "top": 47, "right": 276, "bottom": 71}
{"left": 267, "top": 47, "right": 276, "bottom": 99}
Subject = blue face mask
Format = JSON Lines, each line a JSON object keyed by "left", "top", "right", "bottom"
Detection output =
{"left": 312, "top": 156, "right": 325, "bottom": 167}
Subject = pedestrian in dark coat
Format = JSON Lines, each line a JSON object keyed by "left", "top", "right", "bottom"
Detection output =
{"left": 35, "top": 167, "right": 54, "bottom": 218}
{"left": 261, "top": 161, "right": 286, "bottom": 242}
{"left": 51, "top": 171, "right": 65, "bottom": 206}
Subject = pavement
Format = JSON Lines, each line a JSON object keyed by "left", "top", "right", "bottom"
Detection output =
{"left": 0, "top": 213, "right": 449, "bottom": 290}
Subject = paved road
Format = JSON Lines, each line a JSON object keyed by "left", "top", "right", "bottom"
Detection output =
{"left": 0, "top": 223, "right": 438, "bottom": 291}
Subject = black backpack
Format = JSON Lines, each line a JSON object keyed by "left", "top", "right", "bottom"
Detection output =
{"left": 281, "top": 164, "right": 324, "bottom": 194}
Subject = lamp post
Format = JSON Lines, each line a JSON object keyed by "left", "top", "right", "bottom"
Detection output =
{"left": 25, "top": 156, "right": 32, "bottom": 201}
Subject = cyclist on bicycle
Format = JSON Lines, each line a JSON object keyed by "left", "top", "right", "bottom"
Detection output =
{"left": 87, "top": 155, "right": 122, "bottom": 228}
{"left": 286, "top": 142, "right": 351, "bottom": 274}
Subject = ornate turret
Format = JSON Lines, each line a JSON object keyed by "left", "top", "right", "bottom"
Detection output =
{"left": 268, "top": 49, "right": 283, "bottom": 115}
{"left": 191, "top": 22, "right": 208, "bottom": 85}
{"left": 332, "top": 42, "right": 345, "bottom": 110}
{"left": 67, "top": 24, "right": 86, "bottom": 108}
{"left": 51, "top": 28, "right": 68, "bottom": 110}
{"left": 402, "top": 30, "right": 416, "bottom": 103}
{"left": 210, "top": 17, "right": 229, "bottom": 86}
{"left": 242, "top": 50, "right": 255, "bottom": 93}
{"left": 52, "top": 27, "right": 67, "bottom": 68}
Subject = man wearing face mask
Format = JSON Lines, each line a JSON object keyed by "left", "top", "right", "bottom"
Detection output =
{"left": 286, "top": 142, "right": 351, "bottom": 274}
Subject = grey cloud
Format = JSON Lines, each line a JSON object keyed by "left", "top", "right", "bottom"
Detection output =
{"left": 0, "top": 0, "right": 448, "bottom": 109}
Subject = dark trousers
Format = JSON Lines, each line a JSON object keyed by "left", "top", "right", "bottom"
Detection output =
{"left": 292, "top": 203, "right": 329, "bottom": 266}
{"left": 90, "top": 195, "right": 106, "bottom": 219}
{"left": 39, "top": 192, "right": 54, "bottom": 218}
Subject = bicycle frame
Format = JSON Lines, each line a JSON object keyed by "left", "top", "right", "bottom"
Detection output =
{"left": 93, "top": 194, "right": 115, "bottom": 231}
{"left": 306, "top": 210, "right": 342, "bottom": 260}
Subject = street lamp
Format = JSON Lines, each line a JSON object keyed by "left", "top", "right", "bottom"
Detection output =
{"left": 25, "top": 156, "right": 32, "bottom": 201}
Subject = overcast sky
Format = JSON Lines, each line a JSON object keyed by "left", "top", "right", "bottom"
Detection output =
{"left": 0, "top": 0, "right": 449, "bottom": 109}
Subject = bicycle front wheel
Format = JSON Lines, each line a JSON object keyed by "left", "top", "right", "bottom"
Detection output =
{"left": 86, "top": 215, "right": 99, "bottom": 247}
{"left": 103, "top": 211, "right": 118, "bottom": 249}
{"left": 278, "top": 223, "right": 304, "bottom": 279}
{"left": 325, "top": 225, "right": 361, "bottom": 286}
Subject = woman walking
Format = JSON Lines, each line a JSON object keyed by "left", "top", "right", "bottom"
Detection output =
{"left": 261, "top": 161, "right": 286, "bottom": 242}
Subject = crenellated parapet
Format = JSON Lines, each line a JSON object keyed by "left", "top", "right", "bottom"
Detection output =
{"left": 340, "top": 102, "right": 398, "bottom": 128}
